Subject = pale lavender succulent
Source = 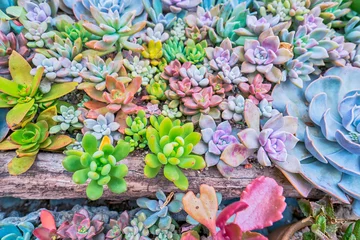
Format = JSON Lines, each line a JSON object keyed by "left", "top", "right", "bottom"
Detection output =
{"left": 300, "top": 7, "right": 326, "bottom": 33}
{"left": 239, "top": 29, "right": 293, "bottom": 83}
{"left": 163, "top": 0, "right": 202, "bottom": 13}
{"left": 185, "top": 6, "right": 218, "bottom": 28}
{"left": 238, "top": 100, "right": 300, "bottom": 171}
{"left": 24, "top": 1, "right": 52, "bottom": 23}
{"left": 350, "top": 44, "right": 360, "bottom": 68}
{"left": 180, "top": 65, "right": 209, "bottom": 87}
{"left": 219, "top": 95, "right": 245, "bottom": 122}
{"left": 218, "top": 65, "right": 248, "bottom": 85}
{"left": 83, "top": 112, "right": 121, "bottom": 143}
{"left": 141, "top": 23, "right": 169, "bottom": 43}
{"left": 282, "top": 52, "right": 315, "bottom": 88}
{"left": 205, "top": 38, "right": 241, "bottom": 71}
{"left": 69, "top": 60, "right": 87, "bottom": 83}
{"left": 22, "top": 21, "right": 55, "bottom": 48}
{"left": 327, "top": 36, "right": 356, "bottom": 67}
{"left": 145, "top": 103, "right": 161, "bottom": 117}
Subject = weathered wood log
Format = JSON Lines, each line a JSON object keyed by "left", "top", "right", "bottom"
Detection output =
{"left": 0, "top": 151, "right": 324, "bottom": 201}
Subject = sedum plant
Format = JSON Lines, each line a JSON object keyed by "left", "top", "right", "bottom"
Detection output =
{"left": 343, "top": 219, "right": 360, "bottom": 240}
{"left": 50, "top": 105, "right": 83, "bottom": 134}
{"left": 0, "top": 107, "right": 72, "bottom": 175}
{"left": 122, "top": 212, "right": 150, "bottom": 240}
{"left": 62, "top": 134, "right": 131, "bottom": 200}
{"left": 0, "top": 51, "right": 77, "bottom": 129}
{"left": 150, "top": 223, "right": 180, "bottom": 240}
{"left": 124, "top": 110, "right": 148, "bottom": 152}
{"left": 144, "top": 116, "right": 206, "bottom": 190}
{"left": 141, "top": 40, "right": 164, "bottom": 66}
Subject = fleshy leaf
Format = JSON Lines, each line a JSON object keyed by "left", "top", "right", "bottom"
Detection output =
{"left": 37, "top": 82, "right": 78, "bottom": 103}
{"left": 40, "top": 210, "right": 56, "bottom": 231}
{"left": 181, "top": 230, "right": 200, "bottom": 240}
{"left": 8, "top": 155, "right": 37, "bottom": 175}
{"left": 9, "top": 51, "right": 33, "bottom": 85}
{"left": 6, "top": 99, "right": 35, "bottom": 129}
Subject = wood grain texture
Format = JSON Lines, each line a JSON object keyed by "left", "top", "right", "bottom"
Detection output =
{"left": 0, "top": 151, "right": 324, "bottom": 201}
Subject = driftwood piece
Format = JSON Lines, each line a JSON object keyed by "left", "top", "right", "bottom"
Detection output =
{"left": 0, "top": 151, "right": 324, "bottom": 201}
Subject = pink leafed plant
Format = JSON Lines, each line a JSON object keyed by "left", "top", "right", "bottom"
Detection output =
{"left": 181, "top": 176, "right": 286, "bottom": 240}
{"left": 33, "top": 210, "right": 58, "bottom": 240}
{"left": 239, "top": 74, "right": 272, "bottom": 105}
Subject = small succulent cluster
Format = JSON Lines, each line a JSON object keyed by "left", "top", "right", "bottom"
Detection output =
{"left": 50, "top": 105, "right": 83, "bottom": 134}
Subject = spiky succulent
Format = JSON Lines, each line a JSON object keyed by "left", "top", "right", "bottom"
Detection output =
{"left": 55, "top": 19, "right": 99, "bottom": 44}
{"left": 122, "top": 212, "right": 150, "bottom": 240}
{"left": 136, "top": 190, "right": 183, "bottom": 230}
{"left": 124, "top": 110, "right": 148, "bottom": 152}
{"left": 163, "top": 39, "right": 185, "bottom": 63}
{"left": 63, "top": 134, "right": 130, "bottom": 200}
{"left": 50, "top": 105, "right": 83, "bottom": 134}
{"left": 142, "top": 0, "right": 177, "bottom": 29}
{"left": 144, "top": 116, "right": 205, "bottom": 190}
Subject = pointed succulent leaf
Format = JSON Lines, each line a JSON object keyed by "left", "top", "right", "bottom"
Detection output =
{"left": 8, "top": 155, "right": 37, "bottom": 175}
{"left": 6, "top": 99, "right": 35, "bottom": 129}
{"left": 9, "top": 51, "right": 33, "bottom": 86}
{"left": 37, "top": 82, "right": 78, "bottom": 103}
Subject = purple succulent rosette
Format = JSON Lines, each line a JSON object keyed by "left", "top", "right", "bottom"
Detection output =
{"left": 239, "top": 29, "right": 293, "bottom": 83}
{"left": 238, "top": 100, "right": 300, "bottom": 173}
{"left": 205, "top": 38, "right": 241, "bottom": 71}
{"left": 193, "top": 114, "right": 248, "bottom": 177}
{"left": 24, "top": 1, "right": 52, "bottom": 23}
{"left": 163, "top": 0, "right": 202, "bottom": 13}
{"left": 272, "top": 66, "right": 360, "bottom": 214}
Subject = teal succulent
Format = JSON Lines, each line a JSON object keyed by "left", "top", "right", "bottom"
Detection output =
{"left": 345, "top": 16, "right": 360, "bottom": 44}
{"left": 137, "top": 190, "right": 183, "bottom": 229}
{"left": 84, "top": 8, "right": 146, "bottom": 52}
{"left": 163, "top": 39, "right": 185, "bottom": 63}
{"left": 149, "top": 223, "right": 180, "bottom": 240}
{"left": 142, "top": 0, "right": 178, "bottom": 29}
{"left": 50, "top": 105, "right": 83, "bottom": 134}
{"left": 144, "top": 116, "right": 206, "bottom": 189}
{"left": 124, "top": 110, "right": 148, "bottom": 152}
{"left": 122, "top": 212, "right": 150, "bottom": 240}
{"left": 0, "top": 222, "right": 34, "bottom": 240}
{"left": 63, "top": 134, "right": 130, "bottom": 200}
{"left": 177, "top": 40, "right": 207, "bottom": 65}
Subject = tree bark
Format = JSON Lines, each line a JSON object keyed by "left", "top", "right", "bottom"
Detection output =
{"left": 0, "top": 151, "right": 324, "bottom": 201}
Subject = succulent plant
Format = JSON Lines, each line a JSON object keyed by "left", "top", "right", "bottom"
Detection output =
{"left": 239, "top": 74, "right": 272, "bottom": 105}
{"left": 181, "top": 87, "right": 223, "bottom": 121}
{"left": 161, "top": 60, "right": 190, "bottom": 82}
{"left": 122, "top": 212, "right": 150, "bottom": 240}
{"left": 124, "top": 110, "right": 148, "bottom": 152}
{"left": 66, "top": 133, "right": 84, "bottom": 151}
{"left": 145, "top": 78, "right": 167, "bottom": 103}
{"left": 83, "top": 112, "right": 121, "bottom": 143}
{"left": 23, "top": 1, "right": 52, "bottom": 23}
{"left": 311, "top": 0, "right": 353, "bottom": 26}
{"left": 180, "top": 64, "right": 209, "bottom": 87}
{"left": 33, "top": 210, "right": 59, "bottom": 240}
{"left": 149, "top": 223, "right": 180, "bottom": 240}
{"left": 258, "top": 98, "right": 277, "bottom": 118}
{"left": 0, "top": 32, "right": 32, "bottom": 75}
{"left": 145, "top": 103, "right": 161, "bottom": 117}
{"left": 219, "top": 95, "right": 245, "bottom": 122}
{"left": 84, "top": 8, "right": 146, "bottom": 52}
{"left": 55, "top": 19, "right": 99, "bottom": 44}
{"left": 142, "top": 23, "right": 169, "bottom": 43}
{"left": 106, "top": 211, "right": 130, "bottom": 240}
{"left": 0, "top": 222, "right": 34, "bottom": 240}
{"left": 218, "top": 65, "right": 248, "bottom": 84}
{"left": 281, "top": 52, "right": 315, "bottom": 88}
{"left": 141, "top": 40, "right": 163, "bottom": 66}
{"left": 63, "top": 134, "right": 130, "bottom": 200}
{"left": 165, "top": 76, "right": 202, "bottom": 100}
{"left": 192, "top": 115, "right": 245, "bottom": 178}
{"left": 0, "top": 107, "right": 72, "bottom": 175}
{"left": 163, "top": 39, "right": 185, "bottom": 63}
{"left": 326, "top": 35, "right": 356, "bottom": 67}
{"left": 238, "top": 100, "right": 301, "bottom": 173}
{"left": 57, "top": 208, "right": 105, "bottom": 239}
{"left": 0, "top": 51, "right": 77, "bottom": 129}
{"left": 63, "top": 0, "right": 147, "bottom": 24}
{"left": 22, "top": 20, "right": 55, "bottom": 48}
{"left": 161, "top": 102, "right": 183, "bottom": 119}
{"left": 299, "top": 6, "right": 326, "bottom": 33}
{"left": 80, "top": 56, "right": 130, "bottom": 91}
{"left": 261, "top": 0, "right": 310, "bottom": 21}
{"left": 163, "top": 0, "right": 201, "bottom": 13}
{"left": 208, "top": 74, "right": 233, "bottom": 96}
{"left": 177, "top": 39, "right": 207, "bottom": 65}
{"left": 185, "top": 5, "right": 219, "bottom": 29}
{"left": 205, "top": 38, "right": 241, "bottom": 71}
{"left": 142, "top": 0, "right": 177, "bottom": 29}
{"left": 123, "top": 55, "right": 158, "bottom": 86}
{"left": 144, "top": 116, "right": 205, "bottom": 190}
{"left": 169, "top": 18, "right": 186, "bottom": 41}
{"left": 350, "top": 44, "right": 360, "bottom": 67}
{"left": 50, "top": 105, "right": 83, "bottom": 134}
{"left": 272, "top": 66, "right": 360, "bottom": 214}
{"left": 137, "top": 190, "right": 183, "bottom": 230}
{"left": 185, "top": 25, "right": 207, "bottom": 43}
{"left": 239, "top": 29, "right": 293, "bottom": 83}
{"left": 182, "top": 177, "right": 286, "bottom": 239}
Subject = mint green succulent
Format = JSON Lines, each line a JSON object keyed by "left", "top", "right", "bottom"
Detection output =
{"left": 122, "top": 212, "right": 150, "bottom": 240}
{"left": 55, "top": 19, "right": 99, "bottom": 44}
{"left": 124, "top": 110, "right": 148, "bottom": 152}
{"left": 146, "top": 77, "right": 167, "bottom": 103}
{"left": 170, "top": 18, "right": 186, "bottom": 42}
{"left": 123, "top": 55, "right": 158, "bottom": 86}
{"left": 83, "top": 8, "right": 146, "bottom": 52}
{"left": 150, "top": 223, "right": 180, "bottom": 240}
{"left": 50, "top": 105, "right": 83, "bottom": 134}
{"left": 144, "top": 116, "right": 206, "bottom": 190}
{"left": 163, "top": 39, "right": 185, "bottom": 63}
{"left": 177, "top": 40, "right": 207, "bottom": 65}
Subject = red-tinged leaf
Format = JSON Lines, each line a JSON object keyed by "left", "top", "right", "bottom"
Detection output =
{"left": 40, "top": 210, "right": 56, "bottom": 231}
{"left": 234, "top": 176, "right": 286, "bottom": 232}
{"left": 127, "top": 76, "right": 142, "bottom": 95}
{"left": 37, "top": 106, "right": 57, "bottom": 128}
{"left": 42, "top": 135, "right": 73, "bottom": 151}
{"left": 84, "top": 101, "right": 107, "bottom": 110}
{"left": 220, "top": 143, "right": 253, "bottom": 167}
{"left": 115, "top": 111, "right": 128, "bottom": 134}
{"left": 37, "top": 82, "right": 78, "bottom": 103}
{"left": 77, "top": 82, "right": 96, "bottom": 90}
{"left": 33, "top": 227, "right": 52, "bottom": 240}
{"left": 6, "top": 99, "right": 35, "bottom": 130}
{"left": 182, "top": 184, "right": 218, "bottom": 236}
{"left": 242, "top": 231, "right": 268, "bottom": 240}
{"left": 9, "top": 51, "right": 33, "bottom": 86}
{"left": 181, "top": 230, "right": 200, "bottom": 240}
{"left": 216, "top": 201, "right": 248, "bottom": 230}
{"left": 0, "top": 139, "right": 19, "bottom": 150}
{"left": 243, "top": 99, "right": 260, "bottom": 133}
{"left": 8, "top": 154, "right": 37, "bottom": 175}
{"left": 83, "top": 87, "right": 106, "bottom": 102}
{"left": 215, "top": 223, "right": 243, "bottom": 240}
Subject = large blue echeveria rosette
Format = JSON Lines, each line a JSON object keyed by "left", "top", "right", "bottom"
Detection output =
{"left": 272, "top": 66, "right": 360, "bottom": 214}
